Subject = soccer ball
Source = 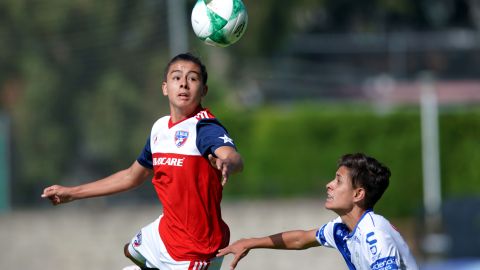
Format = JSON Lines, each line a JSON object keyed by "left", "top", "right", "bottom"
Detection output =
{"left": 191, "top": 0, "right": 248, "bottom": 47}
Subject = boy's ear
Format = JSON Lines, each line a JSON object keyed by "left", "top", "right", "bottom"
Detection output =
{"left": 162, "top": 82, "right": 168, "bottom": 96}
{"left": 202, "top": 85, "right": 208, "bottom": 97}
{"left": 353, "top": 188, "right": 365, "bottom": 203}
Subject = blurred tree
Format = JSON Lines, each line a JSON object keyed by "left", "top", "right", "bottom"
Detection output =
{"left": 0, "top": 0, "right": 478, "bottom": 205}
{"left": 0, "top": 0, "right": 172, "bottom": 204}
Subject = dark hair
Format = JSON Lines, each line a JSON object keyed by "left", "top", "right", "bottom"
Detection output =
{"left": 338, "top": 153, "right": 391, "bottom": 209}
{"left": 163, "top": 53, "right": 208, "bottom": 84}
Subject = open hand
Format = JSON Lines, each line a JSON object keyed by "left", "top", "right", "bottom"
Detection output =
{"left": 217, "top": 239, "right": 251, "bottom": 270}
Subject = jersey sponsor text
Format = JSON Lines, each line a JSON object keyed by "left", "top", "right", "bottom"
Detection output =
{"left": 153, "top": 157, "right": 185, "bottom": 167}
{"left": 371, "top": 256, "right": 399, "bottom": 270}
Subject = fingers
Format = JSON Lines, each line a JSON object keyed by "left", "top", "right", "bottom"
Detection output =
{"left": 208, "top": 154, "right": 224, "bottom": 171}
{"left": 209, "top": 154, "right": 230, "bottom": 186}
{"left": 217, "top": 247, "right": 229, "bottom": 257}
{"left": 50, "top": 195, "right": 61, "bottom": 205}
{"left": 208, "top": 154, "right": 217, "bottom": 167}
{"left": 230, "top": 256, "right": 240, "bottom": 270}
{"left": 41, "top": 185, "right": 63, "bottom": 205}
{"left": 216, "top": 250, "right": 239, "bottom": 270}
{"left": 41, "top": 185, "right": 57, "bottom": 198}
{"left": 221, "top": 164, "right": 228, "bottom": 186}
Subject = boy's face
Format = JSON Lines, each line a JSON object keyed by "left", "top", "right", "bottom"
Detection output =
{"left": 325, "top": 166, "right": 359, "bottom": 214}
{"left": 162, "top": 60, "right": 207, "bottom": 112}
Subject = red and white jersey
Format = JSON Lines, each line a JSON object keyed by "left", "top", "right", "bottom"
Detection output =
{"left": 137, "top": 108, "right": 237, "bottom": 261}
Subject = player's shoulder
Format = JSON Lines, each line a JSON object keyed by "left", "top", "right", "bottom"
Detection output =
{"left": 361, "top": 210, "right": 389, "bottom": 225}
{"left": 194, "top": 108, "right": 216, "bottom": 121}
{"left": 358, "top": 211, "right": 401, "bottom": 243}
{"left": 322, "top": 216, "right": 344, "bottom": 232}
{"left": 195, "top": 109, "right": 227, "bottom": 130}
{"left": 153, "top": 114, "right": 170, "bottom": 124}
{"left": 359, "top": 211, "right": 394, "bottom": 233}
{"left": 320, "top": 217, "right": 346, "bottom": 236}
{"left": 151, "top": 115, "right": 170, "bottom": 128}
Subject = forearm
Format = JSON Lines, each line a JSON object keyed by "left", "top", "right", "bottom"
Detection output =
{"left": 42, "top": 161, "right": 151, "bottom": 205}
{"left": 247, "top": 230, "right": 319, "bottom": 251}
{"left": 218, "top": 230, "right": 318, "bottom": 270}
{"left": 70, "top": 169, "right": 140, "bottom": 200}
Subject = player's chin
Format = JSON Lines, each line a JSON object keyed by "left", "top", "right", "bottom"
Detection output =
{"left": 175, "top": 99, "right": 196, "bottom": 108}
{"left": 324, "top": 202, "right": 331, "bottom": 210}
{"left": 324, "top": 198, "right": 333, "bottom": 208}
{"left": 324, "top": 201, "right": 338, "bottom": 211}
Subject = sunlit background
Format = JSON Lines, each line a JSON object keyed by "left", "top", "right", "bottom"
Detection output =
{"left": 0, "top": 0, "right": 479, "bottom": 269}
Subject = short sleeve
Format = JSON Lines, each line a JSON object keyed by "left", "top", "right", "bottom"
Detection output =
{"left": 315, "top": 217, "right": 344, "bottom": 249}
{"left": 136, "top": 136, "right": 153, "bottom": 169}
{"left": 196, "top": 118, "right": 237, "bottom": 157}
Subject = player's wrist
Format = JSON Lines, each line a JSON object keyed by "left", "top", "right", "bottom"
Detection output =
{"left": 68, "top": 186, "right": 84, "bottom": 201}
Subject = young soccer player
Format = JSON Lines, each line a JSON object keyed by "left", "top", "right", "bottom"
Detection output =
{"left": 217, "top": 153, "right": 418, "bottom": 270}
{"left": 41, "top": 53, "right": 243, "bottom": 270}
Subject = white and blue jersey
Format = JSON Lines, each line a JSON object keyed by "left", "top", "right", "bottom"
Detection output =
{"left": 316, "top": 210, "right": 418, "bottom": 270}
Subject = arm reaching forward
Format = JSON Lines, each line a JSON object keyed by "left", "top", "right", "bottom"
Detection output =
{"left": 41, "top": 161, "right": 151, "bottom": 205}
{"left": 209, "top": 145, "right": 243, "bottom": 186}
{"left": 217, "top": 229, "right": 319, "bottom": 270}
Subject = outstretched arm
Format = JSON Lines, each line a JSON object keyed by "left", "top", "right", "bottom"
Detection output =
{"left": 209, "top": 145, "right": 243, "bottom": 186}
{"left": 41, "top": 160, "right": 152, "bottom": 205}
{"left": 217, "top": 229, "right": 319, "bottom": 269}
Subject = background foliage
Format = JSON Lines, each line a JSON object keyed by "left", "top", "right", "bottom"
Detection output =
{"left": 0, "top": 0, "right": 479, "bottom": 219}
{"left": 220, "top": 105, "right": 480, "bottom": 217}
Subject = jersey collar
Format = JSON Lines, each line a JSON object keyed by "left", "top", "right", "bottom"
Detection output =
{"left": 346, "top": 208, "right": 374, "bottom": 238}
{"left": 168, "top": 106, "right": 204, "bottom": 128}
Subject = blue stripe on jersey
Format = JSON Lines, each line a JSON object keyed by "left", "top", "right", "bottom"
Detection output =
{"left": 333, "top": 223, "right": 356, "bottom": 270}
{"left": 196, "top": 118, "right": 236, "bottom": 157}
{"left": 316, "top": 224, "right": 328, "bottom": 246}
{"left": 137, "top": 136, "right": 153, "bottom": 169}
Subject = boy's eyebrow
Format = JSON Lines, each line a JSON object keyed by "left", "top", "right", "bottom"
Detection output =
{"left": 169, "top": 70, "right": 200, "bottom": 76}
{"left": 169, "top": 69, "right": 182, "bottom": 75}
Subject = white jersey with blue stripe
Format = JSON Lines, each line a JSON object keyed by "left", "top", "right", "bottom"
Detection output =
{"left": 315, "top": 210, "right": 418, "bottom": 270}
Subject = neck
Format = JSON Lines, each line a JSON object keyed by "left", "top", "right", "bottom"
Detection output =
{"left": 170, "top": 105, "right": 202, "bottom": 123}
{"left": 339, "top": 207, "right": 367, "bottom": 232}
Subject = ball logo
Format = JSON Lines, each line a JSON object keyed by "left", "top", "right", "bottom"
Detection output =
{"left": 234, "top": 22, "right": 246, "bottom": 38}
{"left": 175, "top": 130, "right": 189, "bottom": 148}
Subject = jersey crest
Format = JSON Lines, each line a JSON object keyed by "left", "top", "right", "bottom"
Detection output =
{"left": 133, "top": 231, "right": 142, "bottom": 247}
{"left": 174, "top": 130, "right": 189, "bottom": 148}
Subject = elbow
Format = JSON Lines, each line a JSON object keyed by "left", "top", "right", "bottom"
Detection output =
{"left": 288, "top": 231, "right": 317, "bottom": 250}
{"left": 291, "top": 241, "right": 310, "bottom": 250}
